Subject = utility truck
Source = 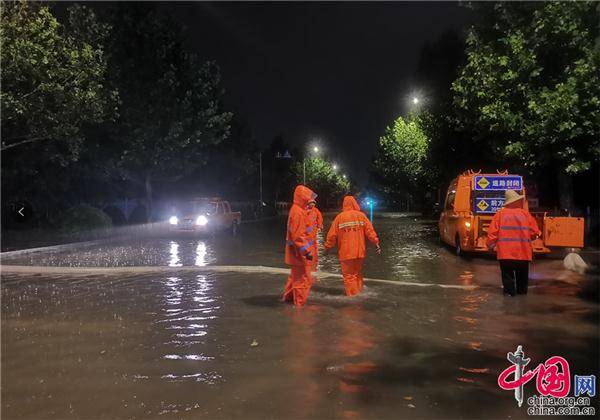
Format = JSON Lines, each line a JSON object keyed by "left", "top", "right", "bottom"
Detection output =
{"left": 439, "top": 170, "right": 584, "bottom": 255}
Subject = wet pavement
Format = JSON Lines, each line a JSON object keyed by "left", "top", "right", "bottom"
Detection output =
{"left": 1, "top": 215, "right": 599, "bottom": 418}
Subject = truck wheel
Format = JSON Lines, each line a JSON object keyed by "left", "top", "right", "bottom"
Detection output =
{"left": 455, "top": 235, "right": 463, "bottom": 256}
{"left": 232, "top": 221, "right": 239, "bottom": 237}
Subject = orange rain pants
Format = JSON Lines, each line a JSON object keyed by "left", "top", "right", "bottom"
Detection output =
{"left": 340, "top": 258, "right": 364, "bottom": 296}
{"left": 282, "top": 265, "right": 313, "bottom": 307}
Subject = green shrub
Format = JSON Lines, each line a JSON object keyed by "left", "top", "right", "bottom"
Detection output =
{"left": 60, "top": 204, "right": 112, "bottom": 233}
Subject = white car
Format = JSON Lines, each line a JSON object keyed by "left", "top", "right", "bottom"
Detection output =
{"left": 169, "top": 198, "right": 241, "bottom": 235}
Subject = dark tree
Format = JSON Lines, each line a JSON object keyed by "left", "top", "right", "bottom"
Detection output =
{"left": 104, "top": 4, "right": 232, "bottom": 221}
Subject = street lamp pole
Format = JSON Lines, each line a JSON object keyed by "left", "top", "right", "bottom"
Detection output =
{"left": 303, "top": 160, "right": 306, "bottom": 185}
{"left": 259, "top": 152, "right": 263, "bottom": 204}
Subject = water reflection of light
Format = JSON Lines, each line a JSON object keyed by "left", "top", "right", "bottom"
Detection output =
{"left": 459, "top": 271, "right": 474, "bottom": 285}
{"left": 165, "top": 277, "right": 182, "bottom": 305}
{"left": 168, "top": 241, "right": 181, "bottom": 267}
{"left": 160, "top": 372, "right": 222, "bottom": 384}
{"left": 459, "top": 292, "right": 489, "bottom": 313}
{"left": 160, "top": 274, "right": 220, "bottom": 381}
{"left": 163, "top": 354, "right": 214, "bottom": 361}
{"left": 195, "top": 241, "right": 207, "bottom": 266}
{"left": 459, "top": 367, "right": 489, "bottom": 373}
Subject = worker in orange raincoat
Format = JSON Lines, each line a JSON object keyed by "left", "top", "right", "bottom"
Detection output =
{"left": 325, "top": 196, "right": 381, "bottom": 296}
{"left": 283, "top": 185, "right": 317, "bottom": 307}
{"left": 486, "top": 189, "right": 541, "bottom": 296}
{"left": 307, "top": 199, "right": 323, "bottom": 276}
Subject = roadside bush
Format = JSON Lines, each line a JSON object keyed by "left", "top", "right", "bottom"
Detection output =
{"left": 103, "top": 205, "right": 127, "bottom": 225}
{"left": 60, "top": 204, "right": 112, "bottom": 233}
{"left": 128, "top": 205, "right": 148, "bottom": 224}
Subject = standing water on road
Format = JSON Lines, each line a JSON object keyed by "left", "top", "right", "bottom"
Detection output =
{"left": 2, "top": 216, "right": 599, "bottom": 418}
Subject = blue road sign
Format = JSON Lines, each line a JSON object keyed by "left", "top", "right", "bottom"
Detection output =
{"left": 474, "top": 197, "right": 505, "bottom": 214}
{"left": 474, "top": 175, "right": 522, "bottom": 191}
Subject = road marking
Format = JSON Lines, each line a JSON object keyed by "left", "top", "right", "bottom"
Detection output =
{"left": 0, "top": 264, "right": 479, "bottom": 290}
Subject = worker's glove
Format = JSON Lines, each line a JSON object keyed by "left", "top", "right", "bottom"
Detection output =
{"left": 305, "top": 252, "right": 313, "bottom": 261}
{"left": 375, "top": 245, "right": 382, "bottom": 255}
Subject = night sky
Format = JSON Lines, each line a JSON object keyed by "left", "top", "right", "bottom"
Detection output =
{"left": 164, "top": 2, "right": 473, "bottom": 182}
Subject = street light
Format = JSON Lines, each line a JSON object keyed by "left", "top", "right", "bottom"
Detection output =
{"left": 313, "top": 146, "right": 319, "bottom": 153}
{"left": 342, "top": 174, "right": 347, "bottom": 179}
{"left": 412, "top": 96, "right": 420, "bottom": 105}
{"left": 364, "top": 198, "right": 375, "bottom": 222}
{"left": 333, "top": 164, "right": 338, "bottom": 171}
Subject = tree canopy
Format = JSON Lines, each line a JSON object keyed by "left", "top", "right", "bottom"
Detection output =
{"left": 103, "top": 4, "right": 232, "bottom": 219}
{"left": 452, "top": 1, "right": 600, "bottom": 176}
{"left": 0, "top": 1, "right": 117, "bottom": 156}
{"left": 1, "top": 2, "right": 237, "bottom": 223}
{"left": 371, "top": 115, "right": 432, "bottom": 201}
{"left": 293, "top": 157, "right": 350, "bottom": 206}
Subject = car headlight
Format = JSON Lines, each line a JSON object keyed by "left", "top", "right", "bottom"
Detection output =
{"left": 196, "top": 215, "right": 208, "bottom": 226}
{"left": 169, "top": 216, "right": 178, "bottom": 225}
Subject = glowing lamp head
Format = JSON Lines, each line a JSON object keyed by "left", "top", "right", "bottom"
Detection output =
{"left": 169, "top": 216, "right": 178, "bottom": 225}
{"left": 412, "top": 97, "right": 420, "bottom": 105}
{"left": 196, "top": 215, "right": 208, "bottom": 226}
{"left": 465, "top": 221, "right": 471, "bottom": 230}
{"left": 313, "top": 146, "right": 319, "bottom": 153}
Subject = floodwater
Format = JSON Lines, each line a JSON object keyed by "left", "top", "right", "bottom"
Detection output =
{"left": 1, "top": 216, "right": 599, "bottom": 419}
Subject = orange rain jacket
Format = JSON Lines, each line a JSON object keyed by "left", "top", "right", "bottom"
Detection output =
{"left": 325, "top": 196, "right": 379, "bottom": 261}
{"left": 285, "top": 185, "right": 317, "bottom": 266}
{"left": 307, "top": 205, "right": 323, "bottom": 270}
{"left": 486, "top": 202, "right": 541, "bottom": 261}
{"left": 314, "top": 207, "right": 323, "bottom": 231}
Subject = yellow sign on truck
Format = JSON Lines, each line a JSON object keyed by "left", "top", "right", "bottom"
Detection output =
{"left": 438, "top": 170, "right": 584, "bottom": 255}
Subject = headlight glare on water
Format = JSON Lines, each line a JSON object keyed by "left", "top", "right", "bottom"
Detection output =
{"left": 196, "top": 215, "right": 208, "bottom": 226}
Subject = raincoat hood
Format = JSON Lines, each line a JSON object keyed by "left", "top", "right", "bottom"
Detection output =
{"left": 293, "top": 185, "right": 317, "bottom": 209}
{"left": 342, "top": 196, "right": 361, "bottom": 211}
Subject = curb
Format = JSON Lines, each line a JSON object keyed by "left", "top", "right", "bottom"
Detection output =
{"left": 0, "top": 264, "right": 479, "bottom": 290}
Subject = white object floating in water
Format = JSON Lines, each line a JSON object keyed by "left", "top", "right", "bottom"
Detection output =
{"left": 563, "top": 253, "right": 588, "bottom": 274}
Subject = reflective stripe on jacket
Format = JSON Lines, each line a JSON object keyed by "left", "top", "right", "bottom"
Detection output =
{"left": 325, "top": 196, "right": 379, "bottom": 261}
{"left": 285, "top": 185, "right": 317, "bottom": 266}
{"left": 486, "top": 207, "right": 541, "bottom": 261}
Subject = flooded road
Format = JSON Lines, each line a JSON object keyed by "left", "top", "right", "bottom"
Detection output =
{"left": 2, "top": 216, "right": 599, "bottom": 418}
